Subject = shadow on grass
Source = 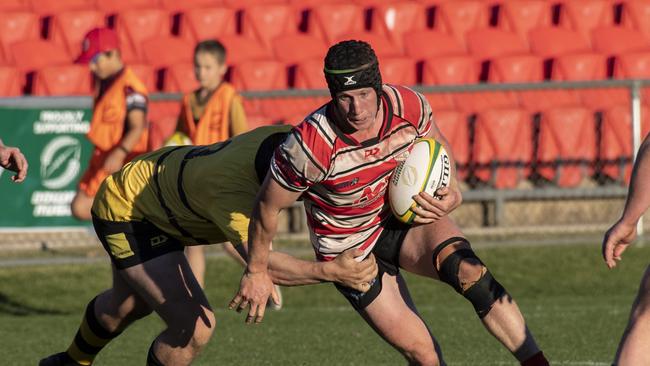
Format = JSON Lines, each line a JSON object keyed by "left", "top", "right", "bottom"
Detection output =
{"left": 0, "top": 292, "right": 69, "bottom": 316}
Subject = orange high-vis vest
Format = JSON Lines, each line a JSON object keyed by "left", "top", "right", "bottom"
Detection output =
{"left": 179, "top": 82, "right": 238, "bottom": 145}
{"left": 87, "top": 67, "right": 149, "bottom": 153}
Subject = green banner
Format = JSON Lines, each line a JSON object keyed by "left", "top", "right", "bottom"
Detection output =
{"left": 0, "top": 107, "right": 93, "bottom": 227}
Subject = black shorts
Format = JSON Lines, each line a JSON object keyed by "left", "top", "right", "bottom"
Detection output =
{"left": 92, "top": 215, "right": 184, "bottom": 270}
{"left": 334, "top": 217, "right": 411, "bottom": 311}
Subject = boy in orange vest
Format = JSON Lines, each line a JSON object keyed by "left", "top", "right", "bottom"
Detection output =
{"left": 174, "top": 40, "right": 286, "bottom": 306}
{"left": 71, "top": 28, "right": 149, "bottom": 221}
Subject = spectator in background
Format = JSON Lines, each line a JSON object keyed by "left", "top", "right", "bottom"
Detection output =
{"left": 602, "top": 133, "right": 650, "bottom": 365}
{"left": 0, "top": 139, "right": 28, "bottom": 182}
{"left": 71, "top": 28, "right": 149, "bottom": 221}
{"left": 173, "top": 40, "right": 270, "bottom": 300}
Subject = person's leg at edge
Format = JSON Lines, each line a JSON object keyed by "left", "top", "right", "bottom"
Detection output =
{"left": 398, "top": 216, "right": 548, "bottom": 366}
{"left": 357, "top": 272, "right": 444, "bottom": 366}
{"left": 122, "top": 250, "right": 215, "bottom": 366}
{"left": 40, "top": 265, "right": 153, "bottom": 365}
{"left": 613, "top": 265, "right": 650, "bottom": 366}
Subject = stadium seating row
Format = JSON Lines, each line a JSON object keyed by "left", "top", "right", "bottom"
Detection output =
{"left": 3, "top": 49, "right": 648, "bottom": 101}
{"left": 146, "top": 100, "right": 649, "bottom": 189}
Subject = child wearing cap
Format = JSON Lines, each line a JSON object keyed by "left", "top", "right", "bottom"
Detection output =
{"left": 71, "top": 27, "right": 149, "bottom": 221}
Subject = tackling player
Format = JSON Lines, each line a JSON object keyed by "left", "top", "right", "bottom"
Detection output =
{"left": 71, "top": 27, "right": 149, "bottom": 221}
{"left": 39, "top": 125, "right": 377, "bottom": 366}
{"left": 602, "top": 132, "right": 650, "bottom": 365}
{"left": 232, "top": 40, "right": 549, "bottom": 365}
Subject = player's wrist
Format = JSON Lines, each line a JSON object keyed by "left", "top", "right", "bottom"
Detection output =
{"left": 116, "top": 144, "right": 130, "bottom": 155}
{"left": 318, "top": 261, "right": 336, "bottom": 282}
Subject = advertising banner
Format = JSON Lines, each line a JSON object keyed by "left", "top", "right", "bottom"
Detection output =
{"left": 0, "top": 107, "right": 93, "bottom": 227}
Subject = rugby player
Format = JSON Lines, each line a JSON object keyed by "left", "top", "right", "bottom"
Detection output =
{"left": 39, "top": 125, "right": 378, "bottom": 366}
{"left": 232, "top": 40, "right": 549, "bottom": 365}
{"left": 0, "top": 139, "right": 28, "bottom": 182}
{"left": 602, "top": 132, "right": 650, "bottom": 365}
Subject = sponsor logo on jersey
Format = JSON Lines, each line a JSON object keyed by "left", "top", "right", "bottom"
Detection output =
{"left": 364, "top": 147, "right": 380, "bottom": 159}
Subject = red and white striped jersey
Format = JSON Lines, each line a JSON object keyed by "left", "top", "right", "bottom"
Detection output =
{"left": 271, "top": 84, "right": 433, "bottom": 261}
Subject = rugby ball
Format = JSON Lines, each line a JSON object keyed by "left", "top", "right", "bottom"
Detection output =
{"left": 389, "top": 138, "right": 451, "bottom": 224}
{"left": 164, "top": 132, "right": 192, "bottom": 146}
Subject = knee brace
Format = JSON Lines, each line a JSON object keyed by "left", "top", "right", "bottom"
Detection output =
{"left": 432, "top": 237, "right": 507, "bottom": 318}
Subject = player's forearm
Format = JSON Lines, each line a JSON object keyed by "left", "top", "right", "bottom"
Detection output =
{"left": 119, "top": 123, "right": 145, "bottom": 152}
{"left": 247, "top": 202, "right": 277, "bottom": 273}
{"left": 268, "top": 251, "right": 334, "bottom": 286}
{"left": 621, "top": 136, "right": 650, "bottom": 224}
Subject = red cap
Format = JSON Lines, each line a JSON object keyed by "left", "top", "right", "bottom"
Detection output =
{"left": 76, "top": 28, "right": 119, "bottom": 64}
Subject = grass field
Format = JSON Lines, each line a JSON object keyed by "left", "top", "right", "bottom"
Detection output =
{"left": 1, "top": 242, "right": 648, "bottom": 365}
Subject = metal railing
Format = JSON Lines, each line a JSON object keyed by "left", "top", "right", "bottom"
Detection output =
{"left": 2, "top": 79, "right": 650, "bottom": 231}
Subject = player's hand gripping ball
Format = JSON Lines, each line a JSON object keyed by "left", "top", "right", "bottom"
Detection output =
{"left": 389, "top": 138, "right": 451, "bottom": 224}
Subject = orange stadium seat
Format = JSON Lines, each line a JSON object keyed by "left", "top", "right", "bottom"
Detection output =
{"left": 129, "top": 63, "right": 157, "bottom": 92}
{"left": 223, "top": 0, "right": 288, "bottom": 6}
{"left": 497, "top": 0, "right": 553, "bottom": 40}
{"left": 220, "top": 35, "right": 272, "bottom": 64}
{"left": 32, "top": 65, "right": 92, "bottom": 96}
{"left": 621, "top": 0, "right": 650, "bottom": 38}
{"left": 474, "top": 107, "right": 533, "bottom": 188}
{"left": 231, "top": 60, "right": 287, "bottom": 91}
{"left": 0, "top": 0, "right": 30, "bottom": 12}
{"left": 435, "top": 0, "right": 490, "bottom": 45}
{"left": 271, "top": 34, "right": 328, "bottom": 64}
{"left": 600, "top": 104, "right": 650, "bottom": 182}
{"left": 402, "top": 30, "right": 466, "bottom": 60}
{"left": 528, "top": 26, "right": 591, "bottom": 58}
{"left": 163, "top": 63, "right": 199, "bottom": 93}
{"left": 0, "top": 12, "right": 40, "bottom": 64}
{"left": 294, "top": 59, "right": 327, "bottom": 89}
{"left": 488, "top": 54, "right": 545, "bottom": 82}
{"left": 615, "top": 51, "right": 650, "bottom": 78}
{"left": 231, "top": 60, "right": 291, "bottom": 123}
{"left": 96, "top": 0, "right": 159, "bottom": 14}
{"left": 306, "top": 3, "right": 366, "bottom": 45}
{"left": 557, "top": 0, "right": 615, "bottom": 41}
{"left": 241, "top": 4, "right": 299, "bottom": 51}
{"left": 48, "top": 10, "right": 106, "bottom": 59}
{"left": 114, "top": 9, "right": 172, "bottom": 62}
{"left": 141, "top": 36, "right": 194, "bottom": 69}
{"left": 380, "top": 57, "right": 417, "bottom": 85}
{"left": 159, "top": 0, "right": 222, "bottom": 12}
{"left": 422, "top": 55, "right": 478, "bottom": 85}
{"left": 432, "top": 109, "right": 470, "bottom": 179}
{"left": 552, "top": 53, "right": 608, "bottom": 80}
{"left": 148, "top": 101, "right": 181, "bottom": 150}
{"left": 0, "top": 66, "right": 22, "bottom": 96}
{"left": 487, "top": 53, "right": 579, "bottom": 111}
{"left": 29, "top": 0, "right": 94, "bottom": 15}
{"left": 371, "top": 1, "right": 427, "bottom": 52}
{"left": 590, "top": 26, "right": 650, "bottom": 56}
{"left": 537, "top": 106, "right": 597, "bottom": 187}
{"left": 551, "top": 52, "right": 623, "bottom": 109}
{"left": 488, "top": 54, "right": 545, "bottom": 110}
{"left": 10, "top": 40, "right": 70, "bottom": 72}
{"left": 422, "top": 56, "right": 480, "bottom": 112}
{"left": 335, "top": 32, "right": 401, "bottom": 57}
{"left": 179, "top": 7, "right": 237, "bottom": 44}
{"left": 465, "top": 28, "right": 528, "bottom": 60}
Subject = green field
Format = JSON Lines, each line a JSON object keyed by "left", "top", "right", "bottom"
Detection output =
{"left": 1, "top": 242, "right": 648, "bottom": 365}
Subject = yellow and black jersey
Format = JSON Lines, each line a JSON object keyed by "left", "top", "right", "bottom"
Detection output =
{"left": 92, "top": 124, "right": 292, "bottom": 246}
